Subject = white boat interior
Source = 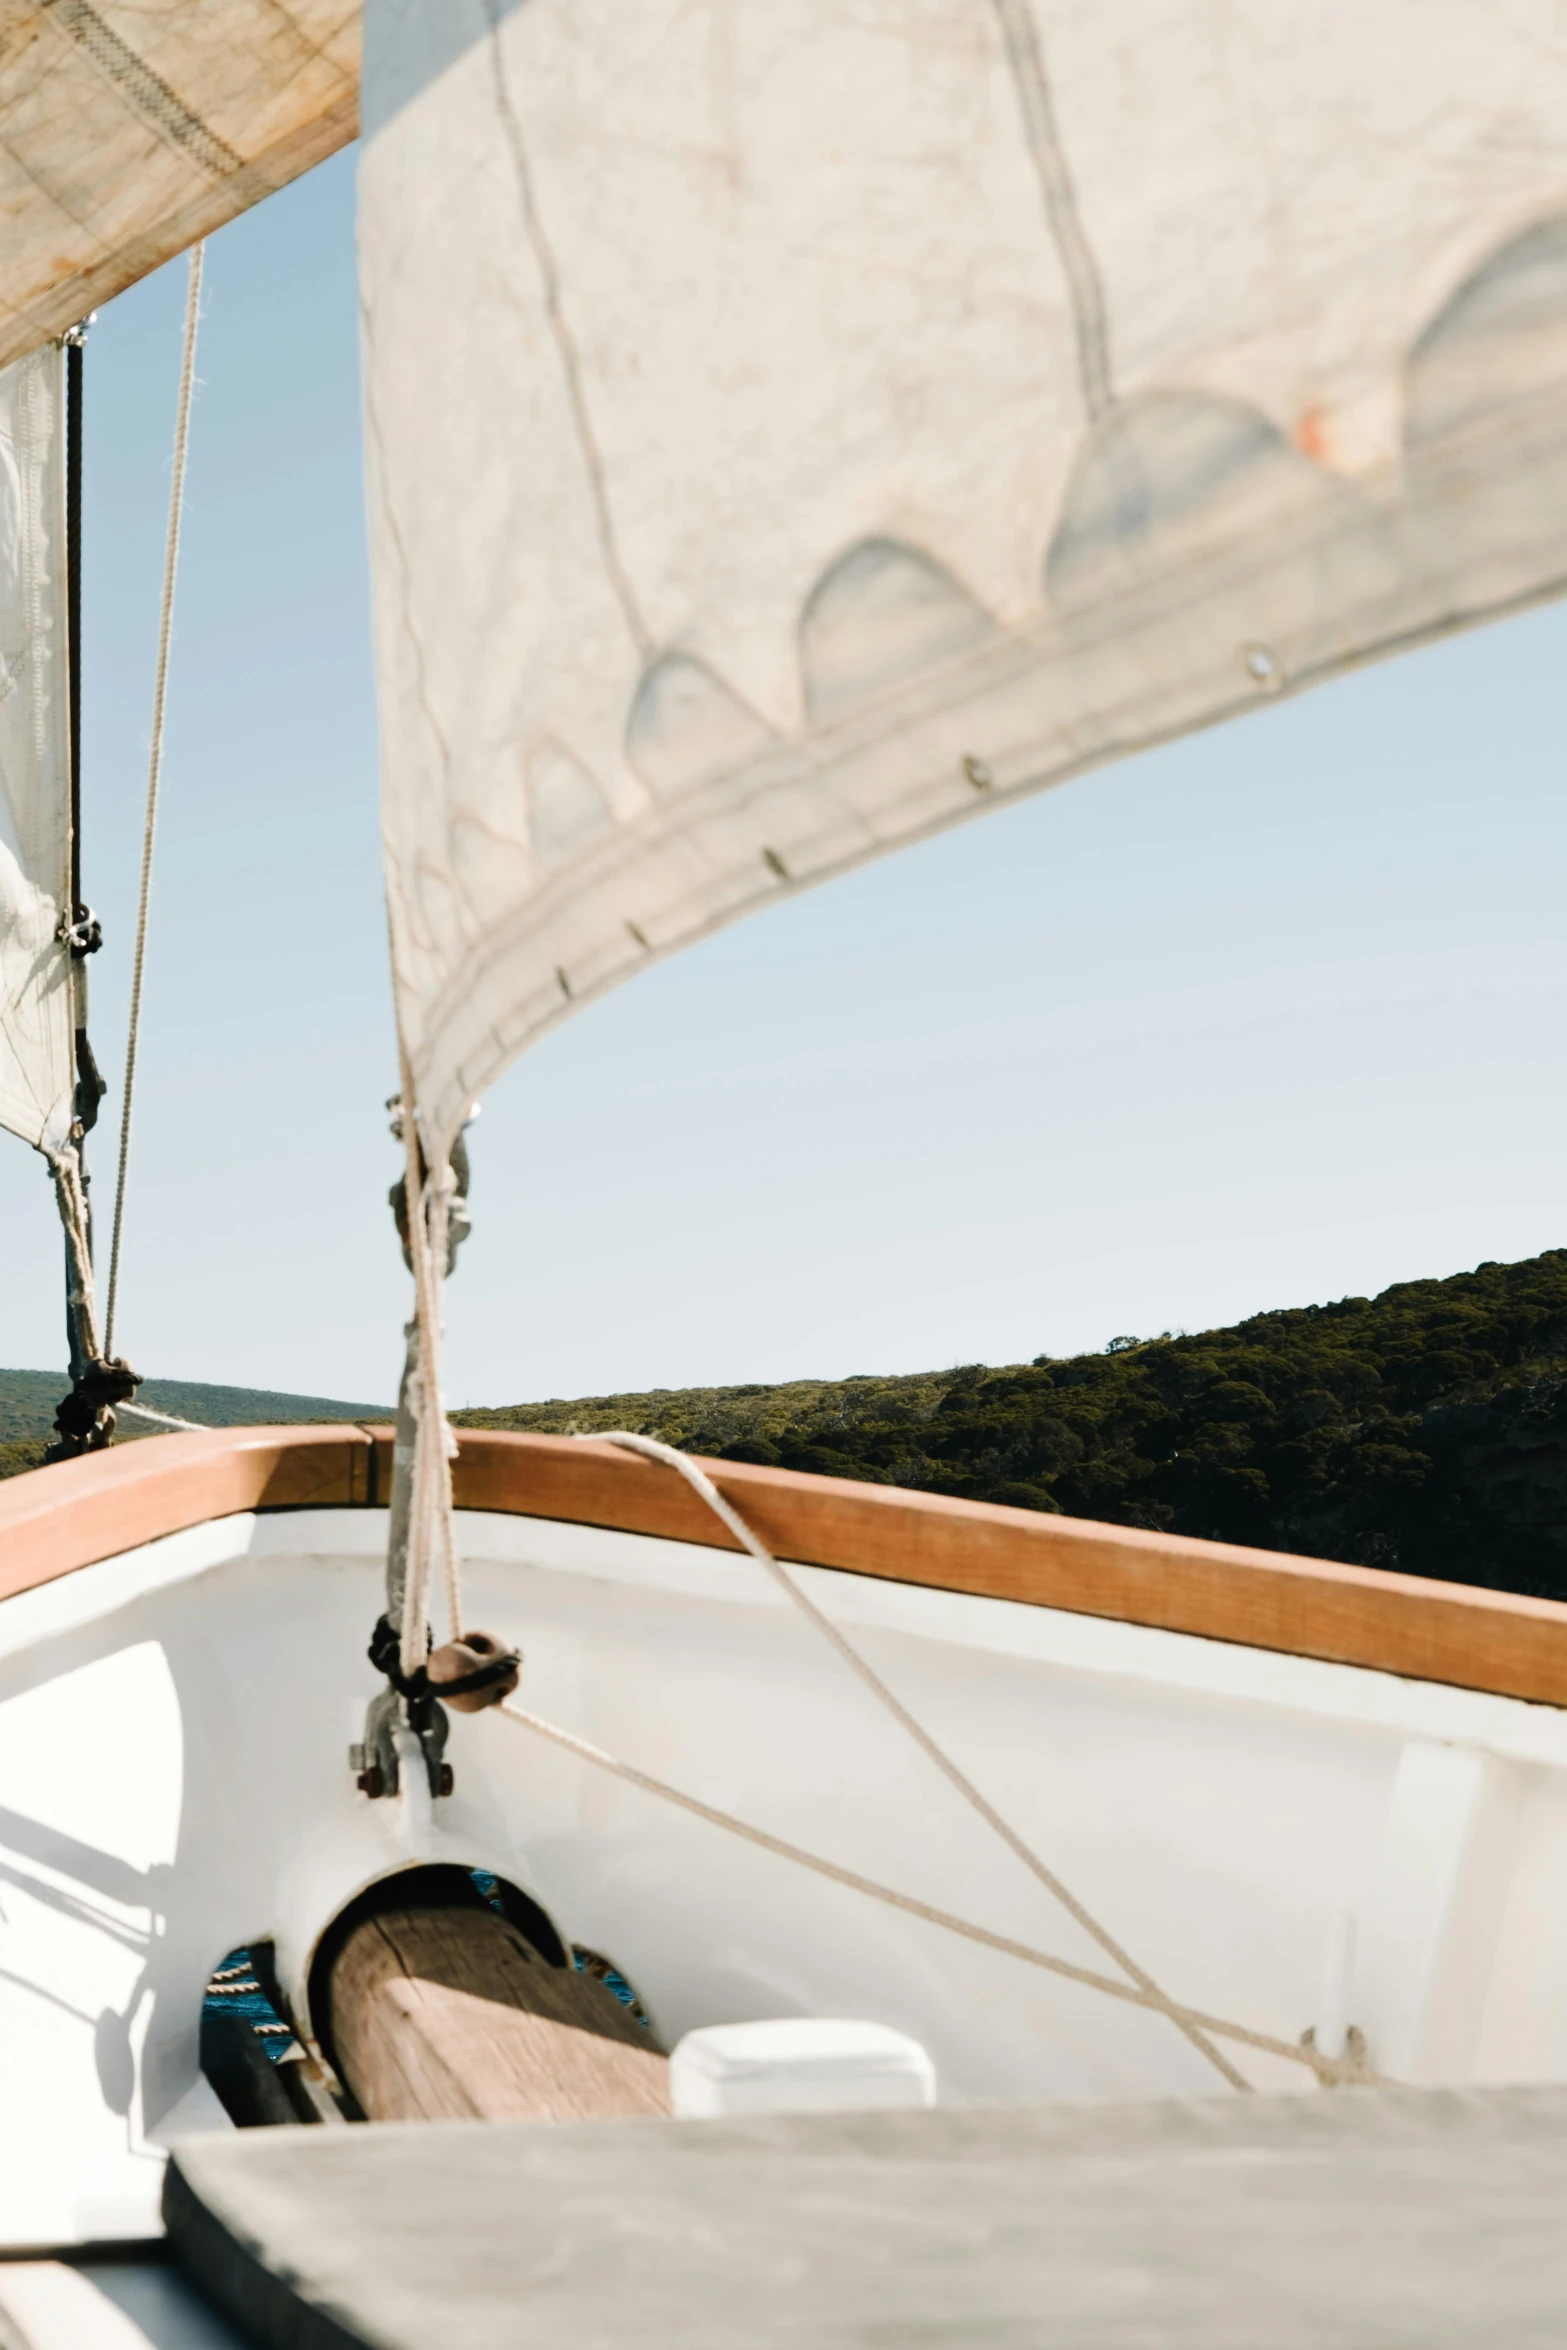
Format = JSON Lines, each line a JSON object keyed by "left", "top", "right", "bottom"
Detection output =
{"left": 4, "top": 1425, "right": 1567, "bottom": 2263}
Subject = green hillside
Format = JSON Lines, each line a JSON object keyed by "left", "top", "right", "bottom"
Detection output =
{"left": 0, "top": 1371, "right": 389, "bottom": 1480}
{"left": 10, "top": 1251, "right": 1567, "bottom": 1602}
{"left": 456, "top": 1249, "right": 1567, "bottom": 1602}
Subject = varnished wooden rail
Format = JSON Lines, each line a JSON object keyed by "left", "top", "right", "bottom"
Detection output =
{"left": 2, "top": 1424, "right": 1567, "bottom": 1706}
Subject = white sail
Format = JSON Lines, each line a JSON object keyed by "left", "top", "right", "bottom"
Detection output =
{"left": 0, "top": 345, "right": 73, "bottom": 1155}
{"left": 0, "top": 2, "right": 357, "bottom": 370}
{"left": 0, "top": 1, "right": 362, "bottom": 1158}
{"left": 361, "top": 1, "right": 1567, "bottom": 1161}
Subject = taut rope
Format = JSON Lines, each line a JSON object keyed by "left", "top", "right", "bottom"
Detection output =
{"left": 104, "top": 240, "right": 203, "bottom": 1357}
{"left": 117, "top": 1399, "right": 205, "bottom": 1431}
{"left": 395, "top": 1045, "right": 462, "bottom": 1675}
{"left": 581, "top": 1431, "right": 1249, "bottom": 2091}
{"left": 494, "top": 1696, "right": 1383, "bottom": 2091}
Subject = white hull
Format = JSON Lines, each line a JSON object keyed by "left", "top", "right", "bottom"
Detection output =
{"left": 5, "top": 1489, "right": 1567, "bottom": 2247}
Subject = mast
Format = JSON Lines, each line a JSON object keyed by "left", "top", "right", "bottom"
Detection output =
{"left": 66, "top": 326, "right": 82, "bottom": 930}
{"left": 44, "top": 319, "right": 133, "bottom": 1462}
{"left": 62, "top": 320, "right": 103, "bottom": 1384}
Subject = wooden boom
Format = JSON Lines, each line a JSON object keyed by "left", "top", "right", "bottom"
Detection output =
{"left": 323, "top": 1905, "right": 669, "bottom": 2125}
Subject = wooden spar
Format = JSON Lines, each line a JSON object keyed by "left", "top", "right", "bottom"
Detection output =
{"left": 9, "top": 1422, "right": 1567, "bottom": 1705}
{"left": 323, "top": 1906, "right": 669, "bottom": 2125}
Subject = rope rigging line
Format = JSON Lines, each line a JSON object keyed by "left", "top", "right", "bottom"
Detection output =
{"left": 493, "top": 1697, "right": 1383, "bottom": 2091}
{"left": 395, "top": 1043, "right": 462, "bottom": 1677}
{"left": 117, "top": 1399, "right": 205, "bottom": 1431}
{"left": 40, "top": 1136, "right": 141, "bottom": 1455}
{"left": 579, "top": 1430, "right": 1248, "bottom": 2091}
{"left": 103, "top": 239, "right": 204, "bottom": 1359}
{"left": 48, "top": 1142, "right": 102, "bottom": 1362}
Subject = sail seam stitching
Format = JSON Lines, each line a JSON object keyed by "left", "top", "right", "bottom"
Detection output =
{"left": 481, "top": 1, "right": 652, "bottom": 658}
{"left": 39, "top": 0, "right": 241, "bottom": 182}
{"left": 987, "top": 0, "right": 1114, "bottom": 421}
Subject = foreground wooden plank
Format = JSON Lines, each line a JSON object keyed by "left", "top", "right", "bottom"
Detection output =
{"left": 325, "top": 1908, "right": 669, "bottom": 2125}
{"left": 165, "top": 2085, "right": 1567, "bottom": 2350}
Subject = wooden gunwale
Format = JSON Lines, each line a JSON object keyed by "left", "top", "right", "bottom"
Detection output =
{"left": 1, "top": 1423, "right": 1566, "bottom": 1707}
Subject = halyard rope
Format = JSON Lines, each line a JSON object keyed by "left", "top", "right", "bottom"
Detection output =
{"left": 46, "top": 1143, "right": 103, "bottom": 1359}
{"left": 396, "top": 1042, "right": 462, "bottom": 1676}
{"left": 104, "top": 240, "right": 203, "bottom": 1357}
{"left": 494, "top": 1696, "right": 1383, "bottom": 2090}
{"left": 578, "top": 1431, "right": 1249, "bottom": 2091}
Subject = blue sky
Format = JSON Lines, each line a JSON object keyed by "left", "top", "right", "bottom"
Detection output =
{"left": 2, "top": 148, "right": 1565, "bottom": 1409}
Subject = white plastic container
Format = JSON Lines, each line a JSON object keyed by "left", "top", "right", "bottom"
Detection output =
{"left": 670, "top": 2019, "right": 937, "bottom": 2119}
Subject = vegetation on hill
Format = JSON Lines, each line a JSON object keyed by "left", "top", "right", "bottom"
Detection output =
{"left": 456, "top": 1250, "right": 1567, "bottom": 1601}
{"left": 10, "top": 1253, "right": 1567, "bottom": 1601}
{"left": 0, "top": 1371, "right": 389, "bottom": 1482}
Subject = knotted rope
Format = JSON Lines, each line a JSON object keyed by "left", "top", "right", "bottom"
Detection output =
{"left": 369, "top": 1614, "right": 520, "bottom": 1724}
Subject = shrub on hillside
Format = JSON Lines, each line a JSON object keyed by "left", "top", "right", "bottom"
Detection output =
{"left": 457, "top": 1251, "right": 1567, "bottom": 1599}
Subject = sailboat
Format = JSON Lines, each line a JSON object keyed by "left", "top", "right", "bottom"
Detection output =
{"left": 3, "top": 2, "right": 1567, "bottom": 2341}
